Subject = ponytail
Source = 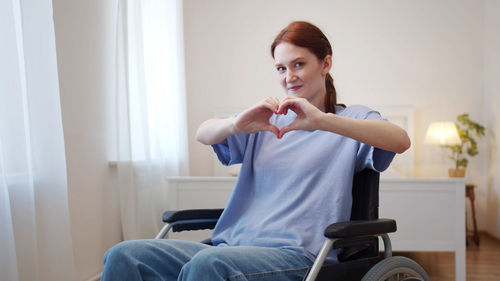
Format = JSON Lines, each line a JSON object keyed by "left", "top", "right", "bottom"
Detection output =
{"left": 324, "top": 73, "right": 344, "bottom": 114}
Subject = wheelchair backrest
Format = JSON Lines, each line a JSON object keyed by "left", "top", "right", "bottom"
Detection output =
{"left": 350, "top": 169, "right": 380, "bottom": 221}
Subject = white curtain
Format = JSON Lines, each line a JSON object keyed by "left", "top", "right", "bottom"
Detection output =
{"left": 0, "top": 0, "right": 76, "bottom": 280}
{"left": 116, "top": 0, "right": 189, "bottom": 240}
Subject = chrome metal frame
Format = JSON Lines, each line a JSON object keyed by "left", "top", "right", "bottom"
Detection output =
{"left": 304, "top": 234, "right": 393, "bottom": 281}
{"left": 155, "top": 223, "right": 172, "bottom": 239}
{"left": 304, "top": 239, "right": 335, "bottom": 281}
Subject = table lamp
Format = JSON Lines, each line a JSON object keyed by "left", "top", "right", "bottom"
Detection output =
{"left": 424, "top": 121, "right": 461, "bottom": 177}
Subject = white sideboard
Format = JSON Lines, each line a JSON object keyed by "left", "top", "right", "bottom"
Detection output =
{"left": 165, "top": 177, "right": 466, "bottom": 281}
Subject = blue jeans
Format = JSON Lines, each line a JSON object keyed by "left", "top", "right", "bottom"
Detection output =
{"left": 101, "top": 239, "right": 313, "bottom": 281}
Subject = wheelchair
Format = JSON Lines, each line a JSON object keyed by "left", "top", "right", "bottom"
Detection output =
{"left": 155, "top": 169, "right": 430, "bottom": 281}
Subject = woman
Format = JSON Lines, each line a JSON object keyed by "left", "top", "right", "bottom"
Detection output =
{"left": 102, "top": 21, "right": 410, "bottom": 281}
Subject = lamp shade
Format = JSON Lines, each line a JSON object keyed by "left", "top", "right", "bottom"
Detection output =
{"left": 424, "top": 122, "right": 461, "bottom": 145}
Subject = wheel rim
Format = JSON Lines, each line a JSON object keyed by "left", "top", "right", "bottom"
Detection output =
{"left": 379, "top": 267, "right": 424, "bottom": 281}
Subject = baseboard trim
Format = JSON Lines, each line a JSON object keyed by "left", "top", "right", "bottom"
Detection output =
{"left": 85, "top": 272, "right": 102, "bottom": 281}
{"left": 481, "top": 230, "right": 500, "bottom": 242}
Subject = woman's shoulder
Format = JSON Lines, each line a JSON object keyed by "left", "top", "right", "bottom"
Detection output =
{"left": 336, "top": 104, "right": 376, "bottom": 117}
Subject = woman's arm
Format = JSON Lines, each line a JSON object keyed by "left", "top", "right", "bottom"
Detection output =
{"left": 277, "top": 96, "right": 410, "bottom": 154}
{"left": 318, "top": 113, "right": 411, "bottom": 154}
{"left": 195, "top": 117, "right": 239, "bottom": 145}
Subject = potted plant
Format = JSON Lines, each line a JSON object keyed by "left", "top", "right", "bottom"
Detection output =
{"left": 445, "top": 113, "right": 485, "bottom": 177}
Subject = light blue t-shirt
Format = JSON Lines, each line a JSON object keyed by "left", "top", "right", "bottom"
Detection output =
{"left": 210, "top": 105, "right": 395, "bottom": 263}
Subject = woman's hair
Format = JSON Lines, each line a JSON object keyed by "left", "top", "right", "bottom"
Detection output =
{"left": 271, "top": 21, "right": 344, "bottom": 114}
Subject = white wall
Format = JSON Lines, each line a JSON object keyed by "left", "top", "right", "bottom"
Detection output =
{"left": 484, "top": 0, "right": 500, "bottom": 239}
{"left": 47, "top": 3, "right": 499, "bottom": 279}
{"left": 184, "top": 0, "right": 496, "bottom": 233}
{"left": 52, "top": 0, "right": 122, "bottom": 280}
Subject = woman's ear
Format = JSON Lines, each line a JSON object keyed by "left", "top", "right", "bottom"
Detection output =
{"left": 321, "top": 55, "right": 332, "bottom": 76}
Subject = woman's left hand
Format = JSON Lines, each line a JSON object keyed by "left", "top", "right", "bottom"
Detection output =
{"left": 276, "top": 96, "right": 325, "bottom": 138}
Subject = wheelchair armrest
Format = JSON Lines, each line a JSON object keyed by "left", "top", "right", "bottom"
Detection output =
{"left": 161, "top": 209, "right": 224, "bottom": 232}
{"left": 324, "top": 218, "right": 396, "bottom": 239}
{"left": 162, "top": 209, "right": 224, "bottom": 223}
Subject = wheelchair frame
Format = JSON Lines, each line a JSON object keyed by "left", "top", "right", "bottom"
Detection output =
{"left": 155, "top": 169, "right": 430, "bottom": 281}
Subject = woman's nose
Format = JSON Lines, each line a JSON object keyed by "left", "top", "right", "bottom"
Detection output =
{"left": 286, "top": 70, "right": 296, "bottom": 83}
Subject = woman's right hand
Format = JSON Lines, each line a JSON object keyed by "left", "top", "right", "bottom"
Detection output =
{"left": 196, "top": 97, "right": 280, "bottom": 145}
{"left": 233, "top": 97, "right": 280, "bottom": 138}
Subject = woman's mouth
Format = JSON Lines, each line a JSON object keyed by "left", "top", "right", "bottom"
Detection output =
{"left": 288, "top": 85, "right": 302, "bottom": 92}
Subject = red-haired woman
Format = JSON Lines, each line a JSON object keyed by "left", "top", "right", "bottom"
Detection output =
{"left": 102, "top": 21, "right": 410, "bottom": 281}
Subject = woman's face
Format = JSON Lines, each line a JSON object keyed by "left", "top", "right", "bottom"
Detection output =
{"left": 274, "top": 42, "right": 331, "bottom": 109}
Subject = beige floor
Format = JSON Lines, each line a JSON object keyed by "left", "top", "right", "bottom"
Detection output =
{"left": 396, "top": 232, "right": 500, "bottom": 281}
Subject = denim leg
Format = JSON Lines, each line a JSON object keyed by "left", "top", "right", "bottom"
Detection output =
{"left": 101, "top": 239, "right": 210, "bottom": 281}
{"left": 178, "top": 246, "right": 313, "bottom": 281}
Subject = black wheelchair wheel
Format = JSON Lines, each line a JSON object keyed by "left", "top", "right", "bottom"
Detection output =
{"left": 360, "top": 256, "right": 430, "bottom": 281}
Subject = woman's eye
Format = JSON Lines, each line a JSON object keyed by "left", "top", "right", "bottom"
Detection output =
{"left": 277, "top": 66, "right": 285, "bottom": 72}
{"left": 295, "top": 62, "right": 304, "bottom": 67}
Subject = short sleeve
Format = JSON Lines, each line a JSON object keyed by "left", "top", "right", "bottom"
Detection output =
{"left": 211, "top": 133, "right": 250, "bottom": 166}
{"left": 355, "top": 110, "right": 396, "bottom": 173}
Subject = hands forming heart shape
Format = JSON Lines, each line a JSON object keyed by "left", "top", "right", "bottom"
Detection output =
{"left": 233, "top": 96, "right": 325, "bottom": 139}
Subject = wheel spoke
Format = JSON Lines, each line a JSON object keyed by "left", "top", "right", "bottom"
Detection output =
{"left": 360, "top": 256, "right": 430, "bottom": 281}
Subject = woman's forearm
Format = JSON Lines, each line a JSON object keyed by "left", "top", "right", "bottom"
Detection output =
{"left": 318, "top": 113, "right": 411, "bottom": 154}
{"left": 195, "top": 117, "right": 239, "bottom": 145}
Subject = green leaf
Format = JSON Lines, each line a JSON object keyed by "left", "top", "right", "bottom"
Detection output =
{"left": 444, "top": 113, "right": 485, "bottom": 168}
{"left": 457, "top": 158, "right": 468, "bottom": 168}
